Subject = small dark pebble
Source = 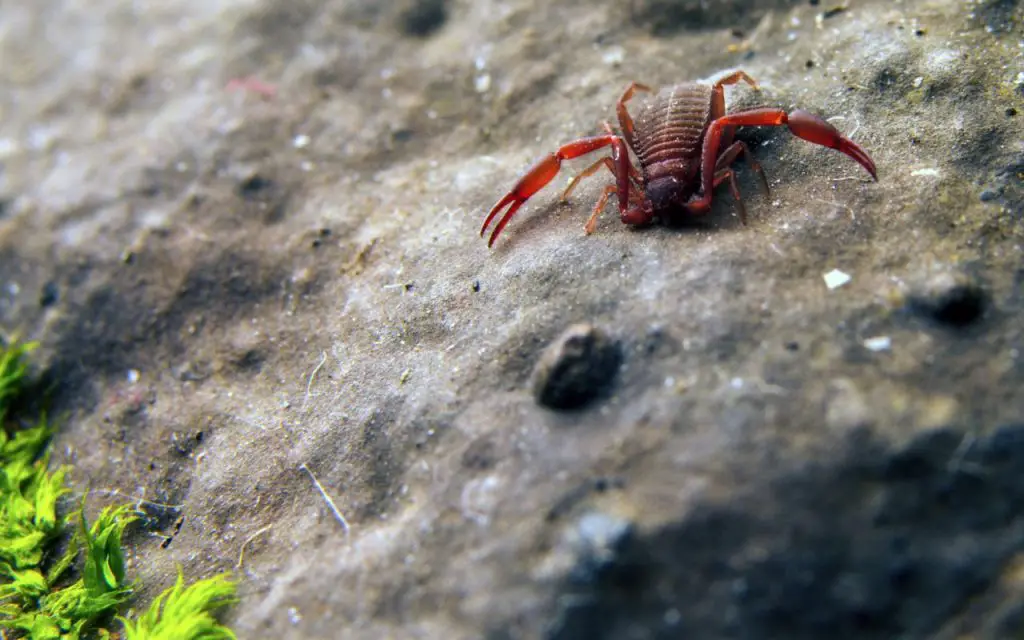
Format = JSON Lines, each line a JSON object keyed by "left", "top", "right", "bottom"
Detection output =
{"left": 472, "top": 280, "right": 481, "bottom": 292}
{"left": 391, "top": 128, "right": 414, "bottom": 143}
{"left": 1007, "top": 107, "right": 1017, "bottom": 117}
{"left": 593, "top": 476, "right": 625, "bottom": 493}
{"left": 237, "top": 173, "right": 272, "bottom": 199}
{"left": 397, "top": 0, "right": 448, "bottom": 37}
{"left": 39, "top": 281, "right": 59, "bottom": 307}
{"left": 979, "top": 188, "right": 1001, "bottom": 202}
{"left": 532, "top": 323, "right": 621, "bottom": 410}
{"left": 785, "top": 341, "right": 800, "bottom": 352}
{"left": 908, "top": 272, "right": 988, "bottom": 328}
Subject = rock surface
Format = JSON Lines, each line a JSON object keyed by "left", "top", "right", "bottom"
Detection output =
{"left": 0, "top": 0, "right": 1022, "bottom": 638}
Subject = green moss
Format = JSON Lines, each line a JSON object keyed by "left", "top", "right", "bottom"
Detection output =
{"left": 0, "top": 339, "right": 239, "bottom": 639}
{"left": 0, "top": 340, "right": 36, "bottom": 421}
{"left": 120, "top": 571, "right": 238, "bottom": 640}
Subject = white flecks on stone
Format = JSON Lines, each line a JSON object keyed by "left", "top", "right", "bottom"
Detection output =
{"left": 823, "top": 269, "right": 852, "bottom": 289}
{"left": 862, "top": 336, "right": 892, "bottom": 352}
{"left": 292, "top": 134, "right": 310, "bottom": 149}
{"left": 0, "top": 137, "right": 20, "bottom": 158}
{"left": 601, "top": 46, "right": 625, "bottom": 66}
{"left": 460, "top": 475, "right": 502, "bottom": 526}
{"left": 911, "top": 167, "right": 941, "bottom": 177}
{"left": 127, "top": 369, "right": 141, "bottom": 383}
{"left": 923, "top": 48, "right": 960, "bottom": 76}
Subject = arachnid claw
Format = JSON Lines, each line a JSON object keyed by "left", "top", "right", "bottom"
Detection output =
{"left": 787, "top": 109, "right": 877, "bottom": 180}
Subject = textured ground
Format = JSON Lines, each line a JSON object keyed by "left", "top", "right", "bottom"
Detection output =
{"left": 1, "top": 0, "right": 1023, "bottom": 637}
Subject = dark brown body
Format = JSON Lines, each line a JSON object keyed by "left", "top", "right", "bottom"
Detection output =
{"left": 631, "top": 83, "right": 717, "bottom": 211}
{"left": 481, "top": 71, "right": 878, "bottom": 247}
{"left": 630, "top": 82, "right": 712, "bottom": 198}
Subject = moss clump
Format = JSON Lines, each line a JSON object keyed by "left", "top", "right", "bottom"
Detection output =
{"left": 120, "top": 571, "right": 239, "bottom": 640}
{"left": 0, "top": 340, "right": 36, "bottom": 421}
{"left": 0, "top": 338, "right": 238, "bottom": 639}
{"left": 1, "top": 503, "right": 137, "bottom": 639}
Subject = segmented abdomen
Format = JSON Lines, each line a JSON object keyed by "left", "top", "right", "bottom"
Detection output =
{"left": 632, "top": 83, "right": 712, "bottom": 170}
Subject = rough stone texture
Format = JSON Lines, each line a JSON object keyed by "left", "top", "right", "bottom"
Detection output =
{"left": 0, "top": 0, "right": 1022, "bottom": 638}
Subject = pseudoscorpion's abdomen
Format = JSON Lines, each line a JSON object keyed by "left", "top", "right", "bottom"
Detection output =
{"left": 632, "top": 83, "right": 713, "bottom": 170}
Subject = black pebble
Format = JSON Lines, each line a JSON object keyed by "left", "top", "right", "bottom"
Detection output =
{"left": 532, "top": 324, "right": 622, "bottom": 410}
{"left": 237, "top": 173, "right": 272, "bottom": 199}
{"left": 398, "top": 0, "right": 448, "bottom": 37}
{"left": 908, "top": 273, "right": 988, "bottom": 328}
{"left": 39, "top": 281, "right": 59, "bottom": 307}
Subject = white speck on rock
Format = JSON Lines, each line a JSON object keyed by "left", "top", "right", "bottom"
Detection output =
{"left": 823, "top": 269, "right": 852, "bottom": 289}
{"left": 923, "top": 48, "right": 960, "bottom": 76}
{"left": 0, "top": 137, "right": 20, "bottom": 158}
{"left": 293, "top": 134, "right": 310, "bottom": 148}
{"left": 460, "top": 475, "right": 502, "bottom": 526}
{"left": 602, "top": 46, "right": 625, "bottom": 66}
{"left": 127, "top": 369, "right": 141, "bottom": 383}
{"left": 862, "top": 336, "right": 892, "bottom": 352}
{"left": 911, "top": 167, "right": 941, "bottom": 177}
